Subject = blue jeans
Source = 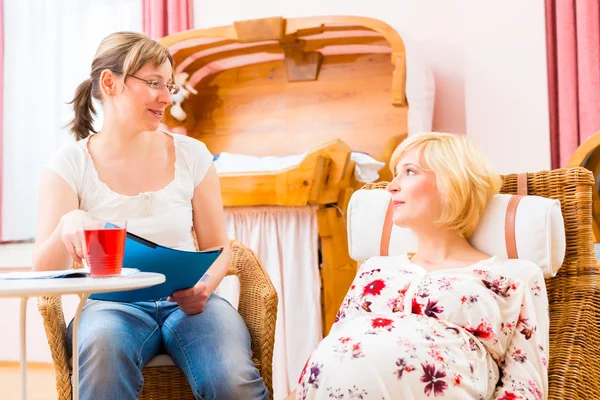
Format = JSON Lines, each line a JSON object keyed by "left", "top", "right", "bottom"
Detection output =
{"left": 66, "top": 295, "right": 268, "bottom": 400}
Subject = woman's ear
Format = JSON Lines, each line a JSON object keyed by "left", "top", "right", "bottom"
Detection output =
{"left": 99, "top": 69, "right": 118, "bottom": 98}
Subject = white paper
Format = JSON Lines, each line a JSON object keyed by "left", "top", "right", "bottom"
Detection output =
{"left": 0, "top": 267, "right": 139, "bottom": 280}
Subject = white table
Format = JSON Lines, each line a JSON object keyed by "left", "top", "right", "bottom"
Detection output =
{"left": 0, "top": 272, "right": 165, "bottom": 400}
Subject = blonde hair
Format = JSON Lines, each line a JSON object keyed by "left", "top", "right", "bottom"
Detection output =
{"left": 389, "top": 132, "right": 502, "bottom": 238}
{"left": 68, "top": 31, "right": 174, "bottom": 140}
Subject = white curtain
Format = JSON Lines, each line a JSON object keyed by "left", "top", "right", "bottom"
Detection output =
{"left": 219, "top": 206, "right": 322, "bottom": 400}
{"left": 2, "top": 0, "right": 142, "bottom": 241}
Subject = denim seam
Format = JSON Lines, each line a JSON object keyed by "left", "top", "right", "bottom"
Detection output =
{"left": 133, "top": 324, "right": 160, "bottom": 398}
{"left": 136, "top": 324, "right": 159, "bottom": 368}
{"left": 163, "top": 322, "right": 202, "bottom": 398}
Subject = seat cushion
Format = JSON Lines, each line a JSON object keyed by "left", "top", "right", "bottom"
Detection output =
{"left": 145, "top": 354, "right": 176, "bottom": 367}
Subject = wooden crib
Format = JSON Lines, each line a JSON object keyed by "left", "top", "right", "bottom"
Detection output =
{"left": 159, "top": 15, "right": 411, "bottom": 335}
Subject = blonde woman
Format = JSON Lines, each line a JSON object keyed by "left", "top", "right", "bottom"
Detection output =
{"left": 33, "top": 32, "right": 268, "bottom": 400}
{"left": 293, "top": 133, "right": 548, "bottom": 399}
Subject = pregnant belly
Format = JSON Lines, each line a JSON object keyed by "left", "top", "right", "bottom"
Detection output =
{"left": 297, "top": 313, "right": 498, "bottom": 400}
{"left": 330, "top": 313, "right": 488, "bottom": 361}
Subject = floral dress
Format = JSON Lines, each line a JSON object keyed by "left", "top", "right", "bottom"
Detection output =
{"left": 296, "top": 254, "right": 549, "bottom": 400}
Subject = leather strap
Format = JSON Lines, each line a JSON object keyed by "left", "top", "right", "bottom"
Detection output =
{"left": 505, "top": 173, "right": 528, "bottom": 259}
{"left": 380, "top": 199, "right": 394, "bottom": 256}
{"left": 505, "top": 195, "right": 524, "bottom": 259}
{"left": 517, "top": 173, "right": 528, "bottom": 195}
{"left": 381, "top": 172, "right": 529, "bottom": 259}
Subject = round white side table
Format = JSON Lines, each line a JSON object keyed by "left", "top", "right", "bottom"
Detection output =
{"left": 0, "top": 272, "right": 165, "bottom": 400}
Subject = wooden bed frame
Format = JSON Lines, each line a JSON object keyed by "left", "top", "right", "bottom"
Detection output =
{"left": 159, "top": 16, "right": 409, "bottom": 335}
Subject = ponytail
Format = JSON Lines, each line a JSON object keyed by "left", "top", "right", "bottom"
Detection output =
{"left": 67, "top": 78, "right": 97, "bottom": 141}
{"left": 66, "top": 32, "right": 173, "bottom": 140}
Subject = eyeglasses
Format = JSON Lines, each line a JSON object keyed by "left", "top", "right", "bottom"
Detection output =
{"left": 128, "top": 75, "right": 180, "bottom": 95}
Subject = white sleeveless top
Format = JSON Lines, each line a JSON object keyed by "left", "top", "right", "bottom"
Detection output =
{"left": 47, "top": 132, "right": 214, "bottom": 251}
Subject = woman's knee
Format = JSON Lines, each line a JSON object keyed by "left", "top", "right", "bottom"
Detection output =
{"left": 79, "top": 327, "right": 133, "bottom": 362}
{"left": 192, "top": 358, "right": 268, "bottom": 400}
{"left": 164, "top": 296, "right": 267, "bottom": 399}
{"left": 72, "top": 323, "right": 145, "bottom": 390}
{"left": 68, "top": 301, "right": 159, "bottom": 369}
{"left": 68, "top": 302, "right": 160, "bottom": 399}
{"left": 73, "top": 325, "right": 149, "bottom": 399}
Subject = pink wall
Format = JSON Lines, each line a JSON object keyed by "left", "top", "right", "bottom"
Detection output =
{"left": 193, "top": 0, "right": 552, "bottom": 174}
{"left": 465, "top": 1, "right": 551, "bottom": 174}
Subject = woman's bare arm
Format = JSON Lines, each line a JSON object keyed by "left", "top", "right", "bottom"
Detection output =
{"left": 32, "top": 169, "right": 82, "bottom": 271}
{"left": 168, "top": 164, "right": 231, "bottom": 314}
{"left": 191, "top": 164, "right": 231, "bottom": 294}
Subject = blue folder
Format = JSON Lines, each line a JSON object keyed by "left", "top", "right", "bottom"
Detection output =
{"left": 89, "top": 231, "right": 223, "bottom": 302}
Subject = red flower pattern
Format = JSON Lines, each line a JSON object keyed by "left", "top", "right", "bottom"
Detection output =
{"left": 362, "top": 279, "right": 386, "bottom": 297}
{"left": 453, "top": 374, "right": 462, "bottom": 386}
{"left": 463, "top": 320, "right": 494, "bottom": 340}
{"left": 420, "top": 362, "right": 448, "bottom": 397}
{"left": 361, "top": 301, "right": 372, "bottom": 312}
{"left": 498, "top": 391, "right": 520, "bottom": 400}
{"left": 302, "top": 257, "right": 547, "bottom": 399}
{"left": 412, "top": 298, "right": 423, "bottom": 315}
{"left": 371, "top": 317, "right": 394, "bottom": 329}
{"left": 423, "top": 299, "right": 444, "bottom": 319}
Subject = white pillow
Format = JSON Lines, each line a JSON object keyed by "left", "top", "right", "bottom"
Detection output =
{"left": 347, "top": 189, "right": 566, "bottom": 278}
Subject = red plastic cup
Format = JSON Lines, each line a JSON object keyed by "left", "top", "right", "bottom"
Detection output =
{"left": 82, "top": 220, "right": 127, "bottom": 277}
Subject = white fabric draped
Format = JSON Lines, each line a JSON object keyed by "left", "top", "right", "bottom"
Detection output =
{"left": 219, "top": 205, "right": 322, "bottom": 400}
{"left": 2, "top": 0, "right": 142, "bottom": 241}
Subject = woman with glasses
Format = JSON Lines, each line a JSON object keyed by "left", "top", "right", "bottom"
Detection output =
{"left": 32, "top": 31, "right": 268, "bottom": 400}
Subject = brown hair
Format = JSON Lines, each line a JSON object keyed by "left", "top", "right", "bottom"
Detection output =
{"left": 67, "top": 31, "right": 173, "bottom": 140}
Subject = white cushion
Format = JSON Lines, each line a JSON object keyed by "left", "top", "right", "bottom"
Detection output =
{"left": 146, "top": 354, "right": 176, "bottom": 367}
{"left": 347, "top": 189, "right": 566, "bottom": 278}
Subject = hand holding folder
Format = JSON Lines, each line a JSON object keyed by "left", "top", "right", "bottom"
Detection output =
{"left": 90, "top": 231, "right": 223, "bottom": 302}
{"left": 167, "top": 272, "right": 213, "bottom": 314}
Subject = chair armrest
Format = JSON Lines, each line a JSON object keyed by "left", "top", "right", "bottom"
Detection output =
{"left": 37, "top": 295, "right": 72, "bottom": 400}
{"left": 229, "top": 240, "right": 278, "bottom": 397}
{"left": 547, "top": 275, "right": 600, "bottom": 399}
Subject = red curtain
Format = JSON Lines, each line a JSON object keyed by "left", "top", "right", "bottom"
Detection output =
{"left": 546, "top": 0, "right": 600, "bottom": 168}
{"left": 142, "top": 0, "right": 194, "bottom": 40}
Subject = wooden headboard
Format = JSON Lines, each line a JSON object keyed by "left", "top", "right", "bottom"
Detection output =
{"left": 160, "top": 16, "right": 408, "bottom": 181}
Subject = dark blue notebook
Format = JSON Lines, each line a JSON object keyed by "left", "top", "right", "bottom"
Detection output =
{"left": 89, "top": 231, "right": 223, "bottom": 302}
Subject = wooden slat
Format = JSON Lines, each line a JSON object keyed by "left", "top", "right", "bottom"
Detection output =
{"left": 234, "top": 17, "right": 286, "bottom": 42}
{"left": 294, "top": 25, "right": 379, "bottom": 38}
{"left": 218, "top": 152, "right": 330, "bottom": 207}
{"left": 171, "top": 39, "right": 236, "bottom": 67}
{"left": 308, "top": 156, "right": 331, "bottom": 203}
{"left": 318, "top": 206, "right": 356, "bottom": 335}
{"left": 160, "top": 15, "right": 405, "bottom": 55}
{"left": 217, "top": 140, "right": 353, "bottom": 206}
{"left": 159, "top": 16, "right": 406, "bottom": 105}
{"left": 166, "top": 53, "right": 407, "bottom": 166}
{"left": 179, "top": 36, "right": 390, "bottom": 78}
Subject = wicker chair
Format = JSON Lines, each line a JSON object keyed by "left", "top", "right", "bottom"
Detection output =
{"left": 38, "top": 240, "right": 278, "bottom": 400}
{"left": 362, "top": 167, "right": 600, "bottom": 399}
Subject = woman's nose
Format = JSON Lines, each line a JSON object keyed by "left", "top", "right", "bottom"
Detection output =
{"left": 158, "top": 87, "right": 173, "bottom": 105}
{"left": 386, "top": 177, "right": 399, "bottom": 193}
